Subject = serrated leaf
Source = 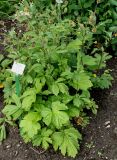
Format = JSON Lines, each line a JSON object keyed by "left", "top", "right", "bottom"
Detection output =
{"left": 52, "top": 128, "right": 82, "bottom": 158}
{"left": 42, "top": 90, "right": 51, "bottom": 95}
{"left": 52, "top": 101, "right": 69, "bottom": 129}
{"left": 22, "top": 89, "right": 36, "bottom": 111}
{"left": 68, "top": 106, "right": 80, "bottom": 117}
{"left": 67, "top": 39, "right": 82, "bottom": 51}
{"left": 82, "top": 55, "right": 96, "bottom": 66}
{"left": 2, "top": 104, "right": 22, "bottom": 119}
{"left": 25, "top": 75, "right": 33, "bottom": 83}
{"left": 12, "top": 94, "right": 21, "bottom": 107}
{"left": 22, "top": 96, "right": 36, "bottom": 111}
{"left": 73, "top": 95, "right": 82, "bottom": 108}
{"left": 73, "top": 72, "right": 93, "bottom": 90}
{"left": 33, "top": 128, "right": 53, "bottom": 149}
{"left": 28, "top": 64, "right": 44, "bottom": 73}
{"left": 52, "top": 132, "right": 63, "bottom": 151}
{"left": 62, "top": 94, "right": 73, "bottom": 104}
{"left": 1, "top": 59, "right": 12, "bottom": 68}
{"left": 41, "top": 101, "right": 69, "bottom": 128}
{"left": 21, "top": 88, "right": 36, "bottom": 98}
{"left": 58, "top": 83, "right": 68, "bottom": 94}
{"left": 41, "top": 107, "right": 52, "bottom": 126}
{"left": 35, "top": 78, "right": 45, "bottom": 93}
{"left": 51, "top": 83, "right": 59, "bottom": 96}
{"left": 0, "top": 124, "right": 6, "bottom": 142}
{"left": 20, "top": 112, "right": 41, "bottom": 138}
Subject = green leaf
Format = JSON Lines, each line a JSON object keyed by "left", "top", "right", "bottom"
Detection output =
{"left": 67, "top": 39, "right": 82, "bottom": 52}
{"left": 73, "top": 72, "right": 93, "bottom": 90}
{"left": 52, "top": 132, "right": 63, "bottom": 151}
{"left": 0, "top": 124, "right": 6, "bottom": 142}
{"left": 51, "top": 83, "right": 59, "bottom": 96}
{"left": 25, "top": 75, "right": 33, "bottom": 84}
{"left": 73, "top": 95, "right": 82, "bottom": 108}
{"left": 12, "top": 94, "right": 21, "bottom": 107}
{"left": 20, "top": 112, "right": 41, "bottom": 139}
{"left": 82, "top": 55, "right": 96, "bottom": 66}
{"left": 52, "top": 101, "right": 69, "bottom": 129}
{"left": 1, "top": 59, "right": 12, "bottom": 68}
{"left": 22, "top": 88, "right": 36, "bottom": 111}
{"left": 68, "top": 106, "right": 80, "bottom": 118}
{"left": 28, "top": 64, "right": 44, "bottom": 73}
{"left": 52, "top": 128, "right": 82, "bottom": 158}
{"left": 62, "top": 94, "right": 73, "bottom": 104}
{"left": 58, "top": 83, "right": 68, "bottom": 94}
{"left": 0, "top": 54, "right": 4, "bottom": 62}
{"left": 2, "top": 105, "right": 22, "bottom": 120}
{"left": 42, "top": 90, "right": 51, "bottom": 95}
{"left": 35, "top": 77, "right": 45, "bottom": 93}
{"left": 33, "top": 128, "right": 53, "bottom": 149}
{"left": 41, "top": 107, "right": 52, "bottom": 126}
{"left": 0, "top": 118, "right": 5, "bottom": 124}
{"left": 21, "top": 88, "right": 36, "bottom": 98}
{"left": 110, "top": 0, "right": 117, "bottom": 6}
{"left": 41, "top": 101, "right": 69, "bottom": 128}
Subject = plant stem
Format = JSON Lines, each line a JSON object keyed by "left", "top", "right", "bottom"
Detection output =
{"left": 15, "top": 74, "right": 20, "bottom": 96}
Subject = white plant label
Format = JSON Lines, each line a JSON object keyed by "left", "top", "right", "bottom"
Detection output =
{"left": 11, "top": 62, "right": 25, "bottom": 75}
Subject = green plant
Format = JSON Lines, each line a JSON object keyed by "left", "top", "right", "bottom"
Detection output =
{"left": 26, "top": 0, "right": 117, "bottom": 54}
{"left": 0, "top": 0, "right": 19, "bottom": 19}
{"left": 85, "top": 141, "right": 94, "bottom": 149}
{"left": 0, "top": 1, "right": 113, "bottom": 158}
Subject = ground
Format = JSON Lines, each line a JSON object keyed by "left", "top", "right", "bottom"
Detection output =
{"left": 0, "top": 21, "right": 117, "bottom": 160}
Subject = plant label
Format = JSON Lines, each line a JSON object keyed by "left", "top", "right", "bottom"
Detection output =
{"left": 11, "top": 62, "right": 25, "bottom": 75}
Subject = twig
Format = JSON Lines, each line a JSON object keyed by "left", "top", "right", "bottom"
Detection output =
{"left": 30, "top": 147, "right": 46, "bottom": 155}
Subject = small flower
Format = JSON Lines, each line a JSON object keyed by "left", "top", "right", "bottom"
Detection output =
{"left": 56, "top": 0, "right": 63, "bottom": 4}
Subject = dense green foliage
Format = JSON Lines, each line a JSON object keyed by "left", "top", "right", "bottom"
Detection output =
{"left": 28, "top": 0, "right": 117, "bottom": 54}
{"left": 0, "top": 0, "right": 19, "bottom": 19}
{"left": 0, "top": 0, "right": 115, "bottom": 158}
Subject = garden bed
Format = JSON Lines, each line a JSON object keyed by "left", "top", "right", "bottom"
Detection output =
{"left": 0, "top": 57, "right": 117, "bottom": 160}
{"left": 0, "top": 1, "right": 117, "bottom": 157}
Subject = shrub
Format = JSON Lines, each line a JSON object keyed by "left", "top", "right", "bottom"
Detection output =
{"left": 0, "top": 0, "right": 113, "bottom": 158}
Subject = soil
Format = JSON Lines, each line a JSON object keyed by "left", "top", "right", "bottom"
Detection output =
{"left": 0, "top": 21, "right": 117, "bottom": 160}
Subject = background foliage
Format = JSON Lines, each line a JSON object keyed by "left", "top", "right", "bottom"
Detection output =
{"left": 0, "top": 0, "right": 20, "bottom": 19}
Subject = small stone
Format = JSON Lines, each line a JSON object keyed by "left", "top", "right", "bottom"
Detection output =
{"left": 106, "top": 125, "right": 111, "bottom": 128}
{"left": 105, "top": 121, "right": 110, "bottom": 125}
{"left": 17, "top": 144, "right": 20, "bottom": 147}
{"left": 14, "top": 151, "right": 18, "bottom": 156}
{"left": 25, "top": 154, "right": 28, "bottom": 158}
{"left": 6, "top": 144, "right": 11, "bottom": 149}
{"left": 113, "top": 127, "right": 117, "bottom": 135}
